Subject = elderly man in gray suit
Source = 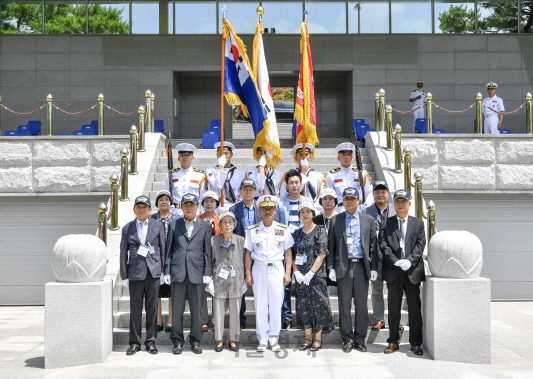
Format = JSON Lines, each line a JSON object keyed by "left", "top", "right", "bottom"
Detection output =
{"left": 327, "top": 187, "right": 377, "bottom": 353}
{"left": 120, "top": 195, "right": 166, "bottom": 356}
{"left": 163, "top": 193, "right": 213, "bottom": 355}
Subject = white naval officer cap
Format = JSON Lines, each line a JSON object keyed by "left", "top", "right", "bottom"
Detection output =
{"left": 336, "top": 142, "right": 355, "bottom": 154}
{"left": 176, "top": 143, "right": 196, "bottom": 154}
{"left": 214, "top": 141, "right": 236, "bottom": 151}
{"left": 256, "top": 195, "right": 279, "bottom": 208}
{"left": 486, "top": 82, "right": 498, "bottom": 89}
{"left": 292, "top": 142, "right": 314, "bottom": 154}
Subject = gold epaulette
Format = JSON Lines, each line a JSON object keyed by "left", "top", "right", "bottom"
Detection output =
{"left": 193, "top": 168, "right": 204, "bottom": 173}
{"left": 330, "top": 167, "right": 341, "bottom": 174}
{"left": 274, "top": 221, "right": 287, "bottom": 229}
{"left": 172, "top": 168, "right": 180, "bottom": 173}
{"left": 248, "top": 223, "right": 260, "bottom": 230}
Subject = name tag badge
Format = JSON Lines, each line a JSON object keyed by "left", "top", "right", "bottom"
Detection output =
{"left": 218, "top": 268, "right": 230, "bottom": 280}
{"left": 230, "top": 269, "right": 236, "bottom": 278}
{"left": 295, "top": 255, "right": 307, "bottom": 266}
{"left": 138, "top": 245, "right": 149, "bottom": 257}
{"left": 346, "top": 237, "right": 353, "bottom": 246}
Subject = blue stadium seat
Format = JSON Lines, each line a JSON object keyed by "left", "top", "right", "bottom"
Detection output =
{"left": 27, "top": 121, "right": 41, "bottom": 135}
{"left": 73, "top": 130, "right": 84, "bottom": 135}
{"left": 202, "top": 131, "right": 219, "bottom": 149}
{"left": 415, "top": 118, "right": 436, "bottom": 133}
{"left": 500, "top": 129, "right": 512, "bottom": 134}
{"left": 4, "top": 131, "right": 18, "bottom": 136}
{"left": 352, "top": 119, "right": 374, "bottom": 140}
{"left": 17, "top": 125, "right": 31, "bottom": 136}
{"left": 210, "top": 119, "right": 221, "bottom": 129}
{"left": 154, "top": 120, "right": 164, "bottom": 133}
{"left": 520, "top": 132, "right": 527, "bottom": 134}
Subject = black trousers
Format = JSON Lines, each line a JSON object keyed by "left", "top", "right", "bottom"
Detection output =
{"left": 129, "top": 270, "right": 160, "bottom": 346}
{"left": 170, "top": 275, "right": 204, "bottom": 346}
{"left": 337, "top": 261, "right": 369, "bottom": 345}
{"left": 387, "top": 270, "right": 423, "bottom": 346}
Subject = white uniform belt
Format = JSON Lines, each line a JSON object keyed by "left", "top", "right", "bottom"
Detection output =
{"left": 485, "top": 114, "right": 494, "bottom": 118}
{"left": 253, "top": 261, "right": 283, "bottom": 267}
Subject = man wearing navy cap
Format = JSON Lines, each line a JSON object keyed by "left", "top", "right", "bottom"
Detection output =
{"left": 120, "top": 196, "right": 166, "bottom": 356}
{"left": 326, "top": 187, "right": 377, "bottom": 353}
{"left": 379, "top": 190, "right": 426, "bottom": 356}
{"left": 163, "top": 193, "right": 213, "bottom": 354}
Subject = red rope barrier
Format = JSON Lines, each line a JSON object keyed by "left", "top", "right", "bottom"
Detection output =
{"left": 483, "top": 103, "right": 525, "bottom": 115}
{"left": 391, "top": 104, "right": 423, "bottom": 114}
{"left": 407, "top": 165, "right": 415, "bottom": 187}
{"left": 432, "top": 223, "right": 438, "bottom": 235}
{"left": 434, "top": 103, "right": 474, "bottom": 114}
{"left": 53, "top": 104, "right": 96, "bottom": 115}
{"left": 105, "top": 104, "right": 139, "bottom": 116}
{"left": 419, "top": 189, "right": 427, "bottom": 219}
{"left": 1, "top": 104, "right": 46, "bottom": 115}
{"left": 106, "top": 192, "right": 114, "bottom": 221}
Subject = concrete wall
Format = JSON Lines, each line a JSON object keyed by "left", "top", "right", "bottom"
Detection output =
{"left": 0, "top": 136, "right": 129, "bottom": 193}
{"left": 1, "top": 34, "right": 533, "bottom": 138}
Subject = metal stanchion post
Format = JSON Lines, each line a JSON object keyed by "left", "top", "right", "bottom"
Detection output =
{"left": 394, "top": 124, "right": 402, "bottom": 173}
{"left": 375, "top": 93, "right": 380, "bottom": 131}
{"left": 426, "top": 92, "right": 433, "bottom": 134}
{"left": 427, "top": 200, "right": 436, "bottom": 242}
{"left": 526, "top": 92, "right": 532, "bottom": 134}
{"left": 98, "top": 202, "right": 108, "bottom": 245}
{"left": 98, "top": 94, "right": 104, "bottom": 135}
{"left": 120, "top": 148, "right": 129, "bottom": 201}
{"left": 403, "top": 146, "right": 412, "bottom": 195}
{"left": 414, "top": 171, "right": 423, "bottom": 220}
{"left": 476, "top": 93, "right": 483, "bottom": 134}
{"left": 109, "top": 174, "right": 119, "bottom": 231}
{"left": 378, "top": 89, "right": 385, "bottom": 132}
{"left": 47, "top": 94, "right": 53, "bottom": 136}
{"left": 145, "top": 90, "right": 152, "bottom": 134}
{"left": 138, "top": 106, "right": 146, "bottom": 152}
{"left": 386, "top": 105, "right": 393, "bottom": 150}
{"left": 150, "top": 93, "right": 155, "bottom": 133}
{"left": 129, "top": 125, "right": 138, "bottom": 175}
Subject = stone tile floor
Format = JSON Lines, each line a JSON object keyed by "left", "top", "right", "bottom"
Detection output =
{"left": 0, "top": 302, "right": 532, "bottom": 379}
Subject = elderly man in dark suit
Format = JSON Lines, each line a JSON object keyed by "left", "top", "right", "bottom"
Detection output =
{"left": 163, "top": 193, "right": 213, "bottom": 355}
{"left": 120, "top": 195, "right": 166, "bottom": 356}
{"left": 327, "top": 187, "right": 377, "bottom": 353}
{"left": 379, "top": 190, "right": 426, "bottom": 356}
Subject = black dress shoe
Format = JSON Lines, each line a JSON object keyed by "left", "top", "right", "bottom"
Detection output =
{"left": 215, "top": 340, "right": 224, "bottom": 353}
{"left": 281, "top": 320, "right": 291, "bottom": 330}
{"left": 240, "top": 323, "right": 246, "bottom": 330}
{"left": 146, "top": 344, "right": 158, "bottom": 354}
{"left": 342, "top": 342, "right": 353, "bottom": 353}
{"left": 157, "top": 324, "right": 164, "bottom": 332}
{"left": 228, "top": 341, "right": 239, "bottom": 352}
{"left": 192, "top": 344, "right": 203, "bottom": 354}
{"left": 353, "top": 343, "right": 367, "bottom": 352}
{"left": 173, "top": 345, "right": 183, "bottom": 355}
{"left": 126, "top": 344, "right": 141, "bottom": 355}
{"left": 165, "top": 325, "right": 172, "bottom": 333}
{"left": 411, "top": 346, "right": 424, "bottom": 356}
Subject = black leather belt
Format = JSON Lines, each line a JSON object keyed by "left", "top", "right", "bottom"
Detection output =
{"left": 349, "top": 258, "right": 363, "bottom": 263}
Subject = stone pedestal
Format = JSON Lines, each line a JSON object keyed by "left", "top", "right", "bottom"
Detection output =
{"left": 45, "top": 279, "right": 113, "bottom": 369}
{"left": 423, "top": 276, "right": 491, "bottom": 364}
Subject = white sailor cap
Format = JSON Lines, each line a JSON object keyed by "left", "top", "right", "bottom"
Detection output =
{"left": 298, "top": 202, "right": 316, "bottom": 213}
{"left": 177, "top": 143, "right": 196, "bottom": 154}
{"left": 336, "top": 142, "right": 355, "bottom": 154}
{"left": 417, "top": 81, "right": 424, "bottom": 85}
{"left": 256, "top": 195, "right": 279, "bottom": 208}
{"left": 214, "top": 141, "right": 235, "bottom": 152}
{"left": 201, "top": 191, "right": 220, "bottom": 206}
{"left": 486, "top": 82, "right": 498, "bottom": 89}
{"left": 292, "top": 143, "right": 314, "bottom": 154}
{"left": 320, "top": 187, "right": 337, "bottom": 200}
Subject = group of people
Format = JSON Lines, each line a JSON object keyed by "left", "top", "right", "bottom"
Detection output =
{"left": 119, "top": 141, "right": 426, "bottom": 357}
{"left": 410, "top": 81, "right": 505, "bottom": 134}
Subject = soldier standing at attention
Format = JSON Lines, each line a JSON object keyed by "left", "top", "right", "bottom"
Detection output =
{"left": 409, "top": 81, "right": 426, "bottom": 132}
{"left": 245, "top": 146, "right": 284, "bottom": 198}
{"left": 483, "top": 82, "right": 505, "bottom": 134}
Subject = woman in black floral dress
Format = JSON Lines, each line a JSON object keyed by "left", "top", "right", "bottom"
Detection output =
{"left": 291, "top": 202, "right": 334, "bottom": 351}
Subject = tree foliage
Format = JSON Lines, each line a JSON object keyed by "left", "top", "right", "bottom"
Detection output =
{"left": 439, "top": 2, "right": 533, "bottom": 33}
{"left": 1, "top": 4, "right": 128, "bottom": 34}
{"left": 272, "top": 87, "right": 294, "bottom": 102}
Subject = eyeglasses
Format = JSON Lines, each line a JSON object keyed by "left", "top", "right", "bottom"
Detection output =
{"left": 220, "top": 220, "right": 234, "bottom": 225}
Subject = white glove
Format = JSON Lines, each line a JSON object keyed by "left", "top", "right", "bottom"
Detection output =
{"left": 370, "top": 271, "right": 378, "bottom": 281}
{"left": 218, "top": 156, "right": 227, "bottom": 167}
{"left": 258, "top": 154, "right": 267, "bottom": 167}
{"left": 400, "top": 260, "right": 412, "bottom": 271}
{"left": 164, "top": 275, "right": 171, "bottom": 285}
{"left": 300, "top": 159, "right": 309, "bottom": 168}
{"left": 328, "top": 269, "right": 336, "bottom": 282}
{"left": 122, "top": 279, "right": 129, "bottom": 288}
{"left": 203, "top": 276, "right": 212, "bottom": 284}
{"left": 394, "top": 260, "right": 403, "bottom": 267}
{"left": 294, "top": 271, "right": 305, "bottom": 284}
{"left": 160, "top": 275, "right": 165, "bottom": 285}
{"left": 242, "top": 282, "right": 248, "bottom": 295}
{"left": 208, "top": 281, "right": 215, "bottom": 296}
{"left": 303, "top": 271, "right": 314, "bottom": 286}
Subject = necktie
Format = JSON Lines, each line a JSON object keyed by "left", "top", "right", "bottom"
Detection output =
{"left": 399, "top": 219, "right": 405, "bottom": 259}
{"left": 139, "top": 221, "right": 147, "bottom": 245}
{"left": 265, "top": 169, "right": 276, "bottom": 195}
{"left": 224, "top": 166, "right": 237, "bottom": 203}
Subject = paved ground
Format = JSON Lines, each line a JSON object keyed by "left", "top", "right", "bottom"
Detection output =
{"left": 0, "top": 302, "right": 532, "bottom": 379}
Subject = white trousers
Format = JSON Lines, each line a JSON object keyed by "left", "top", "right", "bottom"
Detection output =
{"left": 484, "top": 116, "right": 499, "bottom": 134}
{"left": 412, "top": 107, "right": 425, "bottom": 132}
{"left": 252, "top": 264, "right": 285, "bottom": 346}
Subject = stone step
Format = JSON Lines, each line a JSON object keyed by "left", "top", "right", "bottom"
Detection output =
{"left": 117, "top": 295, "right": 404, "bottom": 313}
{"left": 160, "top": 148, "right": 371, "bottom": 158}
{"left": 113, "top": 310, "right": 408, "bottom": 328}
{"left": 112, "top": 326, "right": 409, "bottom": 345}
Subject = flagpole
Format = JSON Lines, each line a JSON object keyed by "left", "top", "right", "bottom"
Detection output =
{"left": 220, "top": 5, "right": 227, "bottom": 207}
{"left": 303, "top": 9, "right": 308, "bottom": 151}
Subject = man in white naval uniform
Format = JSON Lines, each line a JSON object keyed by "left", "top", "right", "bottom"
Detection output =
{"left": 325, "top": 142, "right": 372, "bottom": 213}
{"left": 279, "top": 143, "right": 326, "bottom": 211}
{"left": 245, "top": 146, "right": 284, "bottom": 198}
{"left": 164, "top": 143, "right": 207, "bottom": 217}
{"left": 409, "top": 81, "right": 426, "bottom": 133}
{"left": 205, "top": 141, "right": 246, "bottom": 213}
{"left": 482, "top": 82, "right": 505, "bottom": 134}
{"left": 244, "top": 195, "right": 294, "bottom": 353}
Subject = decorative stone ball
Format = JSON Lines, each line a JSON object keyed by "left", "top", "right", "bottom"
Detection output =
{"left": 427, "top": 230, "right": 483, "bottom": 279}
{"left": 51, "top": 234, "right": 107, "bottom": 283}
